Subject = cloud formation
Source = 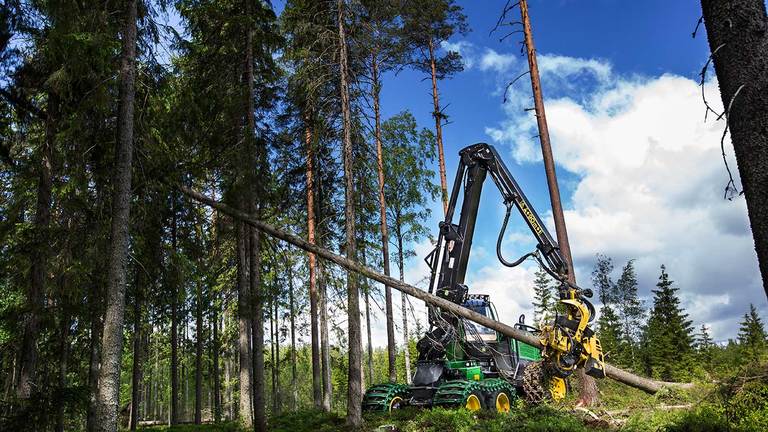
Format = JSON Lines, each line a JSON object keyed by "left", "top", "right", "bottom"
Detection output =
{"left": 485, "top": 53, "right": 764, "bottom": 341}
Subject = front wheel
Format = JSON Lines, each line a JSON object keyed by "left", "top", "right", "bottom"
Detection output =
{"left": 464, "top": 390, "right": 486, "bottom": 411}
{"left": 388, "top": 395, "right": 406, "bottom": 412}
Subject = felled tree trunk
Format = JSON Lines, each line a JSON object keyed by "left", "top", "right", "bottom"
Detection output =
{"left": 180, "top": 185, "right": 694, "bottom": 396}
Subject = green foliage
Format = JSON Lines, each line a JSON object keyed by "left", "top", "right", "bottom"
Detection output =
{"left": 399, "top": 0, "right": 469, "bottom": 80}
{"left": 615, "top": 260, "right": 644, "bottom": 366}
{"left": 643, "top": 265, "right": 695, "bottom": 381}
{"left": 591, "top": 255, "right": 626, "bottom": 364}
{"left": 531, "top": 265, "right": 554, "bottom": 328}
{"left": 137, "top": 422, "right": 242, "bottom": 432}
{"left": 737, "top": 304, "right": 768, "bottom": 364}
{"left": 270, "top": 409, "right": 349, "bottom": 432}
{"left": 400, "top": 407, "right": 475, "bottom": 432}
{"left": 382, "top": 111, "right": 439, "bottom": 270}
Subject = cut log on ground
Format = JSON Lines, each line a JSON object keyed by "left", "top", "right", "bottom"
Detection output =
{"left": 179, "top": 186, "right": 694, "bottom": 395}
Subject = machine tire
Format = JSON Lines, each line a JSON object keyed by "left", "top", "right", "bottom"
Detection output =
{"left": 463, "top": 389, "right": 486, "bottom": 412}
{"left": 521, "top": 361, "right": 551, "bottom": 403}
{"left": 362, "top": 383, "right": 410, "bottom": 412}
{"left": 486, "top": 389, "right": 513, "bottom": 413}
{"left": 387, "top": 395, "right": 406, "bottom": 413}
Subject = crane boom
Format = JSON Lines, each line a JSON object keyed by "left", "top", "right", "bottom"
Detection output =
{"left": 424, "top": 142, "right": 605, "bottom": 381}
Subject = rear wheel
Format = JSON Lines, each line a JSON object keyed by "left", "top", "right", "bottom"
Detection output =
{"left": 487, "top": 390, "right": 512, "bottom": 413}
{"left": 362, "top": 383, "right": 410, "bottom": 412}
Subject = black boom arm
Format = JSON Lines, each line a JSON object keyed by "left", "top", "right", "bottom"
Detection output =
{"left": 426, "top": 143, "right": 569, "bottom": 324}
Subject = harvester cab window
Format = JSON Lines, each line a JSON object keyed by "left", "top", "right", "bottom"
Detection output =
{"left": 463, "top": 299, "right": 497, "bottom": 342}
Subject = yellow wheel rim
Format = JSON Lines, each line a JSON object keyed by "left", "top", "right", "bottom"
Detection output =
{"left": 465, "top": 394, "right": 481, "bottom": 411}
{"left": 388, "top": 396, "right": 403, "bottom": 413}
{"left": 549, "top": 377, "right": 567, "bottom": 401}
{"left": 495, "top": 392, "right": 511, "bottom": 413}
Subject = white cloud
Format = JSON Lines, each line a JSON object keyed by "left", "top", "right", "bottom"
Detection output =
{"left": 485, "top": 55, "right": 765, "bottom": 341}
{"left": 467, "top": 264, "right": 539, "bottom": 327}
{"left": 479, "top": 48, "right": 516, "bottom": 73}
{"left": 538, "top": 54, "right": 613, "bottom": 87}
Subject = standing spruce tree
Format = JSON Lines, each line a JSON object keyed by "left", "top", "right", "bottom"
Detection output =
{"left": 737, "top": 304, "right": 767, "bottom": 364}
{"left": 281, "top": 0, "right": 339, "bottom": 409}
{"left": 382, "top": 111, "right": 439, "bottom": 383}
{"left": 532, "top": 264, "right": 554, "bottom": 328}
{"left": 696, "top": 324, "right": 715, "bottom": 367}
{"left": 643, "top": 265, "right": 694, "bottom": 381}
{"left": 95, "top": 0, "right": 138, "bottom": 430}
{"left": 615, "top": 260, "right": 644, "bottom": 366}
{"left": 399, "top": 0, "right": 468, "bottom": 212}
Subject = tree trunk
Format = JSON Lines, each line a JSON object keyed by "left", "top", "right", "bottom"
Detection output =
{"left": 365, "top": 291, "right": 374, "bottom": 386}
{"left": 700, "top": 0, "right": 768, "bottom": 298}
{"left": 86, "top": 287, "right": 103, "bottom": 432}
{"left": 518, "top": 0, "right": 597, "bottom": 406}
{"left": 244, "top": 3, "right": 267, "bottom": 426}
{"left": 55, "top": 305, "right": 71, "bottom": 432}
{"left": 212, "top": 297, "right": 222, "bottom": 423}
{"left": 269, "top": 298, "right": 276, "bottom": 413}
{"left": 396, "top": 224, "right": 411, "bottom": 384}
{"left": 250, "top": 198, "right": 266, "bottom": 431}
{"left": 17, "top": 92, "right": 55, "bottom": 401}
{"left": 94, "top": 1, "right": 137, "bottom": 429}
{"left": 195, "top": 281, "right": 203, "bottom": 424}
{"left": 338, "top": 0, "right": 363, "bottom": 425}
{"left": 371, "top": 54, "right": 397, "bottom": 383}
{"left": 225, "top": 338, "right": 233, "bottom": 421}
{"left": 304, "top": 121, "right": 323, "bottom": 409}
{"left": 319, "top": 262, "right": 332, "bottom": 411}
{"left": 427, "top": 39, "right": 449, "bottom": 214}
{"left": 236, "top": 221, "right": 254, "bottom": 428}
{"left": 273, "top": 297, "right": 281, "bottom": 414}
{"left": 180, "top": 185, "right": 693, "bottom": 396}
{"left": 170, "top": 212, "right": 180, "bottom": 425}
{"left": 153, "top": 333, "right": 159, "bottom": 421}
{"left": 184, "top": 325, "right": 189, "bottom": 420}
{"left": 129, "top": 270, "right": 142, "bottom": 430}
{"left": 289, "top": 265, "right": 298, "bottom": 411}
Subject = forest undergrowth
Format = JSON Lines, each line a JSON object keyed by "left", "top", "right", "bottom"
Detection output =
{"left": 133, "top": 363, "right": 768, "bottom": 432}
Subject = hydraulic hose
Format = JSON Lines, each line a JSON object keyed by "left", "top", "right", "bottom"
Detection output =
{"left": 496, "top": 204, "right": 536, "bottom": 268}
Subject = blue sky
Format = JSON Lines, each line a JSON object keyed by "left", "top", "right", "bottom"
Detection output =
{"left": 343, "top": 0, "right": 767, "bottom": 345}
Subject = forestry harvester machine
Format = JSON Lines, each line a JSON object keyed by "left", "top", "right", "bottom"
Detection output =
{"left": 363, "top": 143, "right": 606, "bottom": 413}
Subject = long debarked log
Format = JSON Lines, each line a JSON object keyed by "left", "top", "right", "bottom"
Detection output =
{"left": 179, "top": 186, "right": 692, "bottom": 394}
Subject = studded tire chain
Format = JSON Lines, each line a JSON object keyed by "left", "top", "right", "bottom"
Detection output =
{"left": 521, "top": 361, "right": 552, "bottom": 403}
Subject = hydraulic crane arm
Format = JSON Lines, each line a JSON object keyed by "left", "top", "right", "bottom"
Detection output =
{"left": 425, "top": 143, "right": 605, "bottom": 380}
{"left": 427, "top": 143, "right": 568, "bottom": 305}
